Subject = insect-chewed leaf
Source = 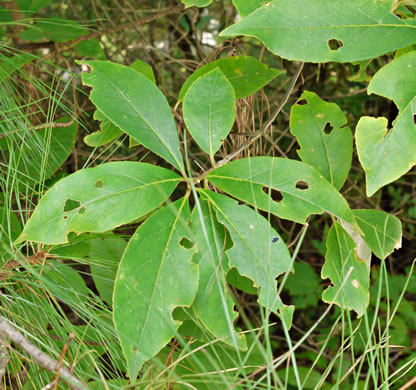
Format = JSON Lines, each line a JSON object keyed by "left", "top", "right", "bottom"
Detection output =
{"left": 207, "top": 157, "right": 356, "bottom": 226}
{"left": 178, "top": 56, "right": 280, "bottom": 101}
{"left": 353, "top": 209, "right": 402, "bottom": 260}
{"left": 84, "top": 109, "right": 123, "bottom": 147}
{"left": 201, "top": 190, "right": 292, "bottom": 317}
{"left": 356, "top": 51, "right": 416, "bottom": 196}
{"left": 16, "top": 162, "right": 181, "bottom": 245}
{"left": 322, "top": 222, "right": 369, "bottom": 317}
{"left": 183, "top": 68, "right": 236, "bottom": 156}
{"left": 78, "top": 60, "right": 184, "bottom": 172}
{"left": 113, "top": 197, "right": 198, "bottom": 381}
{"left": 182, "top": 0, "right": 212, "bottom": 7}
{"left": 220, "top": 0, "right": 416, "bottom": 63}
{"left": 190, "top": 198, "right": 246, "bottom": 350}
{"left": 290, "top": 91, "right": 353, "bottom": 190}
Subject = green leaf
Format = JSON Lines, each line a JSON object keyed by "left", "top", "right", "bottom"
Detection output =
{"left": 33, "top": 18, "right": 87, "bottom": 42}
{"left": 232, "top": 0, "right": 265, "bottom": 17}
{"left": 220, "top": 0, "right": 416, "bottom": 63}
{"left": 79, "top": 60, "right": 184, "bottom": 172}
{"left": 183, "top": 68, "right": 236, "bottom": 156}
{"left": 207, "top": 157, "right": 356, "bottom": 226}
{"left": 322, "top": 222, "right": 369, "bottom": 317}
{"left": 0, "top": 207, "right": 22, "bottom": 259}
{"left": 356, "top": 51, "right": 416, "bottom": 196}
{"left": 113, "top": 197, "right": 198, "bottom": 381}
{"left": 16, "top": 0, "right": 52, "bottom": 13}
{"left": 182, "top": 0, "right": 212, "bottom": 8}
{"left": 227, "top": 267, "right": 257, "bottom": 295}
{"left": 84, "top": 110, "right": 123, "bottom": 148}
{"left": 190, "top": 198, "right": 246, "bottom": 349}
{"left": 130, "top": 59, "right": 156, "bottom": 84}
{"left": 16, "top": 162, "right": 181, "bottom": 245}
{"left": 75, "top": 38, "right": 106, "bottom": 60}
{"left": 178, "top": 56, "right": 280, "bottom": 101}
{"left": 353, "top": 209, "right": 402, "bottom": 260}
{"left": 16, "top": 116, "right": 77, "bottom": 188}
{"left": 201, "top": 190, "right": 292, "bottom": 314}
{"left": 51, "top": 235, "right": 127, "bottom": 305}
{"left": 278, "top": 366, "right": 322, "bottom": 389}
{"left": 0, "top": 53, "right": 35, "bottom": 84}
{"left": 290, "top": 91, "right": 353, "bottom": 190}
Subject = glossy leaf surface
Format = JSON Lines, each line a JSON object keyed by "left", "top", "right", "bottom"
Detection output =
{"left": 183, "top": 68, "right": 236, "bottom": 156}
{"left": 113, "top": 198, "right": 198, "bottom": 381}
{"left": 220, "top": 0, "right": 416, "bottom": 63}
{"left": 290, "top": 91, "right": 353, "bottom": 189}
{"left": 322, "top": 222, "right": 369, "bottom": 317}
{"left": 16, "top": 162, "right": 181, "bottom": 245}
{"left": 356, "top": 51, "right": 416, "bottom": 196}
{"left": 201, "top": 190, "right": 292, "bottom": 314}
{"left": 178, "top": 56, "right": 280, "bottom": 101}
{"left": 207, "top": 157, "right": 356, "bottom": 225}
{"left": 190, "top": 198, "right": 246, "bottom": 349}
{"left": 353, "top": 209, "right": 402, "bottom": 260}
{"left": 79, "top": 60, "right": 184, "bottom": 172}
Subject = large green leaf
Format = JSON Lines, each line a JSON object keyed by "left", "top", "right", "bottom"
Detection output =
{"left": 232, "top": 0, "right": 265, "bottom": 17}
{"left": 16, "top": 162, "right": 181, "bottom": 245}
{"left": 207, "top": 157, "right": 356, "bottom": 226}
{"left": 353, "top": 209, "right": 402, "bottom": 260}
{"left": 290, "top": 91, "right": 353, "bottom": 190}
{"left": 322, "top": 222, "right": 369, "bottom": 317}
{"left": 79, "top": 60, "right": 184, "bottom": 172}
{"left": 201, "top": 190, "right": 293, "bottom": 317}
{"left": 113, "top": 198, "right": 198, "bottom": 381}
{"left": 178, "top": 56, "right": 280, "bottom": 101}
{"left": 356, "top": 51, "right": 416, "bottom": 196}
{"left": 190, "top": 198, "right": 246, "bottom": 349}
{"left": 220, "top": 0, "right": 416, "bottom": 63}
{"left": 183, "top": 68, "right": 236, "bottom": 156}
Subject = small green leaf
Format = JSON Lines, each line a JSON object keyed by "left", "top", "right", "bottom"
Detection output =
{"left": 207, "top": 157, "right": 356, "bottom": 226}
{"left": 178, "top": 56, "right": 280, "bottom": 101}
{"left": 322, "top": 222, "right": 369, "bottom": 317}
{"left": 84, "top": 110, "right": 123, "bottom": 148}
{"left": 182, "top": 0, "right": 212, "bottom": 8}
{"left": 220, "top": 0, "right": 416, "bottom": 63}
{"left": 290, "top": 91, "right": 353, "bottom": 190}
{"left": 227, "top": 267, "right": 257, "bottom": 295}
{"left": 129, "top": 59, "right": 156, "bottom": 84}
{"left": 75, "top": 39, "right": 106, "bottom": 60}
{"left": 0, "top": 53, "right": 35, "bottom": 83}
{"left": 353, "top": 209, "right": 402, "bottom": 260}
{"left": 16, "top": 0, "right": 52, "bottom": 14}
{"left": 79, "top": 60, "right": 184, "bottom": 172}
{"left": 0, "top": 207, "right": 22, "bottom": 260}
{"left": 16, "top": 162, "right": 181, "bottom": 245}
{"left": 232, "top": 0, "right": 265, "bottom": 17}
{"left": 190, "top": 198, "right": 246, "bottom": 349}
{"left": 201, "top": 189, "right": 292, "bottom": 314}
{"left": 113, "top": 198, "right": 198, "bottom": 381}
{"left": 183, "top": 68, "right": 236, "bottom": 156}
{"left": 278, "top": 366, "right": 322, "bottom": 389}
{"left": 356, "top": 51, "right": 416, "bottom": 196}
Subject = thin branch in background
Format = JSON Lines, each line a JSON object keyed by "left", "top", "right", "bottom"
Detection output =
{"left": 0, "top": 317, "right": 88, "bottom": 390}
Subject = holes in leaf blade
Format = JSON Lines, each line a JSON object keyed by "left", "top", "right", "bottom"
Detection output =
{"left": 323, "top": 122, "right": 333, "bottom": 134}
{"left": 78, "top": 207, "right": 86, "bottom": 215}
{"left": 179, "top": 237, "right": 194, "bottom": 249}
{"left": 295, "top": 181, "right": 309, "bottom": 190}
{"left": 95, "top": 180, "right": 104, "bottom": 189}
{"left": 262, "top": 187, "right": 283, "bottom": 202}
{"left": 64, "top": 199, "right": 81, "bottom": 212}
{"left": 297, "top": 99, "right": 307, "bottom": 106}
{"left": 328, "top": 39, "right": 343, "bottom": 51}
{"left": 413, "top": 113, "right": 416, "bottom": 126}
{"left": 272, "top": 236, "right": 279, "bottom": 243}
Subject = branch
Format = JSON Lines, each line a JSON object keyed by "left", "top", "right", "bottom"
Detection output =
{"left": 0, "top": 317, "right": 87, "bottom": 390}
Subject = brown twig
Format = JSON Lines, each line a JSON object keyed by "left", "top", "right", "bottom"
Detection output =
{"left": 0, "top": 317, "right": 87, "bottom": 390}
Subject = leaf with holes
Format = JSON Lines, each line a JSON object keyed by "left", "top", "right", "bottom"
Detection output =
{"left": 201, "top": 190, "right": 293, "bottom": 322}
{"left": 190, "top": 198, "right": 246, "bottom": 350}
{"left": 183, "top": 68, "right": 236, "bottom": 156}
{"left": 113, "top": 197, "right": 198, "bottom": 381}
{"left": 353, "top": 209, "right": 402, "bottom": 260}
{"left": 16, "top": 162, "right": 181, "bottom": 245}
{"left": 232, "top": 0, "right": 266, "bottom": 17}
{"left": 322, "top": 222, "right": 369, "bottom": 317}
{"left": 182, "top": 0, "right": 212, "bottom": 8}
{"left": 290, "top": 91, "right": 353, "bottom": 190}
{"left": 207, "top": 157, "right": 356, "bottom": 226}
{"left": 356, "top": 51, "right": 416, "bottom": 196}
{"left": 220, "top": 0, "right": 416, "bottom": 63}
{"left": 78, "top": 60, "right": 184, "bottom": 172}
{"left": 178, "top": 56, "right": 280, "bottom": 101}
